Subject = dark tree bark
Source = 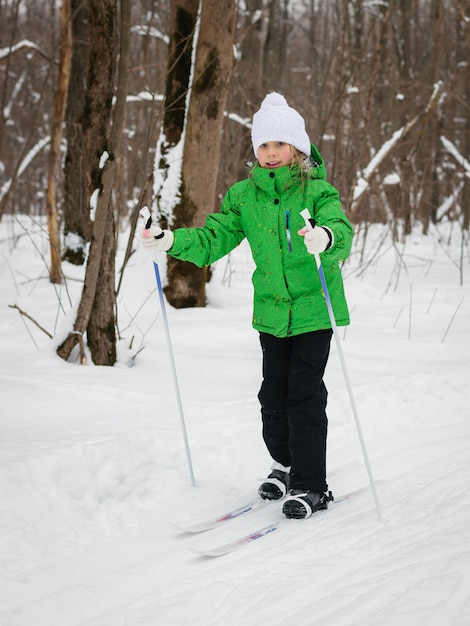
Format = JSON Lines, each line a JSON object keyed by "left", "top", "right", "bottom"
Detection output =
{"left": 87, "top": 0, "right": 130, "bottom": 364}
{"left": 62, "top": 0, "right": 91, "bottom": 266}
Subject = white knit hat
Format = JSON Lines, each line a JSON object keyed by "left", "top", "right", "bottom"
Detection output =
{"left": 251, "top": 92, "right": 311, "bottom": 157}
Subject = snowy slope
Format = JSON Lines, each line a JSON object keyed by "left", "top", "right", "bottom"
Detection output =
{"left": 1, "top": 217, "right": 469, "bottom": 625}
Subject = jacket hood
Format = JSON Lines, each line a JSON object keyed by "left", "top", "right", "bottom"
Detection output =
{"left": 308, "top": 143, "right": 327, "bottom": 180}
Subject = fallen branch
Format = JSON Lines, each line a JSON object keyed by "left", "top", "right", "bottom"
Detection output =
{"left": 8, "top": 304, "right": 52, "bottom": 338}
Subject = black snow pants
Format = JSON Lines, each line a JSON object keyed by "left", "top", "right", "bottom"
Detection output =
{"left": 258, "top": 329, "right": 332, "bottom": 493}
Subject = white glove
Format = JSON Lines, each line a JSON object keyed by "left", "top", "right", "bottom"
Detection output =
{"left": 140, "top": 224, "right": 174, "bottom": 251}
{"left": 299, "top": 225, "right": 334, "bottom": 254}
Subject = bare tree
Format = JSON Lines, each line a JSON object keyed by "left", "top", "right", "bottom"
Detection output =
{"left": 46, "top": 0, "right": 72, "bottom": 284}
{"left": 163, "top": 0, "right": 237, "bottom": 308}
{"left": 57, "top": 0, "right": 130, "bottom": 365}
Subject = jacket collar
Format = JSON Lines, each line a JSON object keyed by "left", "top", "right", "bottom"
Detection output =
{"left": 251, "top": 163, "right": 300, "bottom": 194}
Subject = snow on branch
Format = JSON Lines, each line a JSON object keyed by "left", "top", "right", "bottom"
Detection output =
{"left": 125, "top": 92, "right": 164, "bottom": 103}
{"left": 0, "top": 39, "right": 50, "bottom": 61}
{"left": 131, "top": 25, "right": 169, "bottom": 45}
{"left": 0, "top": 136, "right": 50, "bottom": 204}
{"left": 435, "top": 181, "right": 464, "bottom": 221}
{"left": 440, "top": 135, "right": 470, "bottom": 178}
{"left": 350, "top": 82, "right": 443, "bottom": 213}
{"left": 224, "top": 111, "right": 252, "bottom": 130}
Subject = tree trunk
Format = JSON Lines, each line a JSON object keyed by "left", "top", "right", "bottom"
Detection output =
{"left": 87, "top": 0, "right": 130, "bottom": 364}
{"left": 421, "top": 0, "right": 443, "bottom": 232}
{"left": 46, "top": 0, "right": 72, "bottom": 283}
{"left": 62, "top": 0, "right": 91, "bottom": 265}
{"left": 458, "top": 0, "right": 470, "bottom": 231}
{"left": 262, "top": 0, "right": 288, "bottom": 92}
{"left": 86, "top": 194, "right": 117, "bottom": 364}
{"left": 57, "top": 0, "right": 131, "bottom": 365}
{"left": 165, "top": 0, "right": 237, "bottom": 308}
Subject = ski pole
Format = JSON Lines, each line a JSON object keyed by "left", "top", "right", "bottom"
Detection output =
{"left": 140, "top": 207, "right": 196, "bottom": 487}
{"left": 300, "top": 209, "right": 383, "bottom": 522}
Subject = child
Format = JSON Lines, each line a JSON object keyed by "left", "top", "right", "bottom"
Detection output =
{"left": 141, "top": 92, "right": 353, "bottom": 519}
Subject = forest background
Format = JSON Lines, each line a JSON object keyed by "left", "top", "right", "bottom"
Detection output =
{"left": 0, "top": 0, "right": 469, "bottom": 365}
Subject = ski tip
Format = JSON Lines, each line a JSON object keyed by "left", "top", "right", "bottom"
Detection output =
{"left": 170, "top": 522, "right": 215, "bottom": 534}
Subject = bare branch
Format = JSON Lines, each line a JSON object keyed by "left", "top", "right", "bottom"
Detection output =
{"left": 0, "top": 38, "right": 52, "bottom": 62}
{"left": 8, "top": 304, "right": 53, "bottom": 338}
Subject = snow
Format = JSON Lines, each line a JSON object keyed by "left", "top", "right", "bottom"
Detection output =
{"left": 1, "top": 216, "right": 470, "bottom": 625}
{"left": 152, "top": 133, "right": 183, "bottom": 223}
{"left": 383, "top": 173, "right": 400, "bottom": 186}
{"left": 63, "top": 231, "right": 86, "bottom": 255}
{"left": 99, "top": 152, "right": 109, "bottom": 170}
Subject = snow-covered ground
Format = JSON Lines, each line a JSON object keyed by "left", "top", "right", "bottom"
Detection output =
{"left": 1, "top": 216, "right": 469, "bottom": 625}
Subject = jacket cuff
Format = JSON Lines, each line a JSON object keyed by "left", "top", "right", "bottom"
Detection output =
{"left": 322, "top": 227, "right": 334, "bottom": 250}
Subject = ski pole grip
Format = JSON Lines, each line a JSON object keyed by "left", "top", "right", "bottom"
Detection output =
{"left": 139, "top": 206, "right": 166, "bottom": 242}
{"left": 140, "top": 206, "right": 152, "bottom": 231}
{"left": 300, "top": 208, "right": 316, "bottom": 231}
{"left": 300, "top": 208, "right": 322, "bottom": 268}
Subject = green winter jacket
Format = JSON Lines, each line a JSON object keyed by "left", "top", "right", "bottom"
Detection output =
{"left": 169, "top": 145, "right": 353, "bottom": 338}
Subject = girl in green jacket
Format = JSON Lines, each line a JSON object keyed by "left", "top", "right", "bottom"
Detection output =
{"left": 141, "top": 92, "right": 353, "bottom": 519}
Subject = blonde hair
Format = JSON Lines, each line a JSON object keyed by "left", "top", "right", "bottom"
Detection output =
{"left": 290, "top": 148, "right": 309, "bottom": 171}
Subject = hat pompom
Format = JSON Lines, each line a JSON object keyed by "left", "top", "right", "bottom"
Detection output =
{"left": 261, "top": 92, "right": 288, "bottom": 108}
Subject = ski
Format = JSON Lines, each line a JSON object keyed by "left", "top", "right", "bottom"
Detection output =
{"left": 194, "top": 518, "right": 286, "bottom": 557}
{"left": 195, "top": 493, "right": 350, "bottom": 557}
{"left": 174, "top": 496, "right": 277, "bottom": 533}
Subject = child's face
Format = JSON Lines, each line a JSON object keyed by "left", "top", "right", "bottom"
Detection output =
{"left": 256, "top": 141, "right": 296, "bottom": 168}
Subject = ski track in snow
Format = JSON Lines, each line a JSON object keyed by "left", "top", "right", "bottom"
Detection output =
{"left": 1, "top": 220, "right": 470, "bottom": 625}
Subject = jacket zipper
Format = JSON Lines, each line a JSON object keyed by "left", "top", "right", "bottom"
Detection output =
{"left": 285, "top": 210, "right": 293, "bottom": 253}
